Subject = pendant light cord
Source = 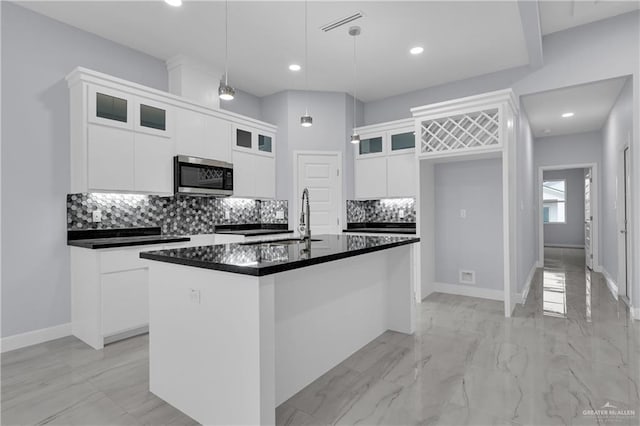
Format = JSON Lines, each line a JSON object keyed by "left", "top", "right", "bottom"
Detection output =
{"left": 224, "top": 0, "right": 229, "bottom": 85}
{"left": 304, "top": 0, "right": 309, "bottom": 115}
{"left": 352, "top": 31, "right": 357, "bottom": 132}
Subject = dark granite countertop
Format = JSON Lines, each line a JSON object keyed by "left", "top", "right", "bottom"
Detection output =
{"left": 342, "top": 228, "right": 416, "bottom": 235}
{"left": 67, "top": 227, "right": 190, "bottom": 249}
{"left": 140, "top": 234, "right": 420, "bottom": 276}
{"left": 343, "top": 223, "right": 416, "bottom": 235}
{"left": 214, "top": 224, "right": 293, "bottom": 237}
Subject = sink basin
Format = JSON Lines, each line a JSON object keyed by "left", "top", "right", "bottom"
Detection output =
{"left": 240, "top": 238, "right": 321, "bottom": 246}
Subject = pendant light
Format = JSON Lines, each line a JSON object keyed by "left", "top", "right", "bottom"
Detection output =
{"left": 300, "top": 0, "right": 313, "bottom": 127}
{"left": 218, "top": 0, "right": 235, "bottom": 101}
{"left": 349, "top": 26, "right": 361, "bottom": 144}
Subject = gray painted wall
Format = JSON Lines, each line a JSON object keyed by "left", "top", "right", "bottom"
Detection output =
{"left": 261, "top": 90, "right": 361, "bottom": 228}
{"left": 434, "top": 159, "right": 504, "bottom": 291}
{"left": 534, "top": 131, "right": 602, "bottom": 169}
{"left": 543, "top": 169, "right": 586, "bottom": 247}
{"left": 601, "top": 77, "right": 633, "bottom": 282}
{"left": 517, "top": 107, "right": 537, "bottom": 292}
{"left": 220, "top": 88, "right": 263, "bottom": 121}
{"left": 1, "top": 3, "right": 168, "bottom": 338}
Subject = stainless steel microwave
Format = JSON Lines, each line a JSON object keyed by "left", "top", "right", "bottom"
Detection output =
{"left": 174, "top": 155, "right": 233, "bottom": 196}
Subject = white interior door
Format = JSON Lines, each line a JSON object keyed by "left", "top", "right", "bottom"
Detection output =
{"left": 296, "top": 153, "right": 341, "bottom": 235}
{"left": 584, "top": 168, "right": 593, "bottom": 269}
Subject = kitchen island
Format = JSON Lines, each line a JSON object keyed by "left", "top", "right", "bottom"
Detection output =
{"left": 140, "top": 234, "right": 419, "bottom": 425}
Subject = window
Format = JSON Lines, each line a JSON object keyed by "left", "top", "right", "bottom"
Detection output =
{"left": 543, "top": 179, "right": 566, "bottom": 224}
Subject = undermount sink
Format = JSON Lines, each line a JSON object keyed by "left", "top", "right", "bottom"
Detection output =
{"left": 240, "top": 238, "right": 321, "bottom": 246}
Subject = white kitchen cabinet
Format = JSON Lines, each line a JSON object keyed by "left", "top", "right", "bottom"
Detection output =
{"left": 134, "top": 133, "right": 174, "bottom": 194}
{"left": 387, "top": 153, "right": 416, "bottom": 197}
{"left": 353, "top": 119, "right": 416, "bottom": 199}
{"left": 254, "top": 155, "right": 276, "bottom": 199}
{"left": 355, "top": 157, "right": 387, "bottom": 199}
{"left": 68, "top": 68, "right": 276, "bottom": 195}
{"left": 101, "top": 269, "right": 149, "bottom": 337}
{"left": 232, "top": 150, "right": 256, "bottom": 197}
{"left": 232, "top": 149, "right": 275, "bottom": 199}
{"left": 175, "top": 108, "right": 231, "bottom": 162}
{"left": 87, "top": 124, "right": 135, "bottom": 191}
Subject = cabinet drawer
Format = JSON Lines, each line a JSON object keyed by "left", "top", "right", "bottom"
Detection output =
{"left": 99, "top": 246, "right": 160, "bottom": 273}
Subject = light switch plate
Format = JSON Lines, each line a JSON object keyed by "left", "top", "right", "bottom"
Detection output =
{"left": 460, "top": 209, "right": 466, "bottom": 219}
{"left": 398, "top": 209, "right": 405, "bottom": 219}
{"left": 92, "top": 210, "right": 102, "bottom": 222}
{"left": 189, "top": 289, "right": 201, "bottom": 304}
{"left": 276, "top": 210, "right": 285, "bottom": 219}
{"left": 225, "top": 210, "right": 231, "bottom": 220}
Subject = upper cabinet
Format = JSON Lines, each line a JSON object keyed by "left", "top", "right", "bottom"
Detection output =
{"left": 231, "top": 123, "right": 276, "bottom": 199}
{"left": 174, "top": 108, "right": 231, "bottom": 163}
{"left": 354, "top": 119, "right": 416, "bottom": 199}
{"left": 67, "top": 67, "right": 276, "bottom": 197}
{"left": 233, "top": 124, "right": 276, "bottom": 157}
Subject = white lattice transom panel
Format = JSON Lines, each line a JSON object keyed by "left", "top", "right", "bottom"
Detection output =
{"left": 420, "top": 108, "right": 500, "bottom": 154}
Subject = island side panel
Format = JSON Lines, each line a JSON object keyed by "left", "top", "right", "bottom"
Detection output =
{"left": 148, "top": 262, "right": 275, "bottom": 426}
{"left": 273, "top": 246, "right": 416, "bottom": 405}
{"left": 386, "top": 244, "right": 416, "bottom": 334}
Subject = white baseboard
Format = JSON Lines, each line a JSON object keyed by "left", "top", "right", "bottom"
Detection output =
{"left": 544, "top": 244, "right": 585, "bottom": 249}
{"left": 600, "top": 267, "right": 619, "bottom": 300}
{"left": 517, "top": 263, "right": 538, "bottom": 304}
{"left": 433, "top": 282, "right": 503, "bottom": 301}
{"left": 1, "top": 323, "right": 72, "bottom": 353}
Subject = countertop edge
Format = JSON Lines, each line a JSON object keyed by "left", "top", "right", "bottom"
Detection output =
{"left": 215, "top": 230, "right": 294, "bottom": 237}
{"left": 68, "top": 236, "right": 191, "bottom": 250}
{"left": 140, "top": 237, "right": 420, "bottom": 277}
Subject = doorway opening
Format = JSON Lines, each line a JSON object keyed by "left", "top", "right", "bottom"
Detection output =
{"left": 538, "top": 164, "right": 598, "bottom": 270}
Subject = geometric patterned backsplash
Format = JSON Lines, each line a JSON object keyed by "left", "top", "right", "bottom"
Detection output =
{"left": 67, "top": 193, "right": 288, "bottom": 236}
{"left": 346, "top": 198, "right": 415, "bottom": 223}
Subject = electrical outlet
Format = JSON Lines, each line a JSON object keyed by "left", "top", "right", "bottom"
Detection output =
{"left": 398, "top": 209, "right": 405, "bottom": 219}
{"left": 459, "top": 209, "right": 466, "bottom": 219}
{"left": 189, "top": 289, "right": 201, "bottom": 304}
{"left": 276, "top": 210, "right": 285, "bottom": 219}
{"left": 92, "top": 210, "right": 102, "bottom": 222}
{"left": 225, "top": 210, "right": 231, "bottom": 220}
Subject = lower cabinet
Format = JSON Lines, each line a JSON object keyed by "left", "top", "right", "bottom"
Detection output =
{"left": 101, "top": 269, "right": 148, "bottom": 338}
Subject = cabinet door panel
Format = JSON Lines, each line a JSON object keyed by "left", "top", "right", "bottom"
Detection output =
{"left": 204, "top": 115, "right": 232, "bottom": 162}
{"left": 232, "top": 150, "right": 255, "bottom": 197}
{"left": 355, "top": 157, "right": 387, "bottom": 199}
{"left": 87, "top": 124, "right": 134, "bottom": 191}
{"left": 134, "top": 133, "right": 174, "bottom": 194}
{"left": 101, "top": 269, "right": 148, "bottom": 336}
{"left": 174, "top": 108, "right": 206, "bottom": 158}
{"left": 387, "top": 154, "right": 416, "bottom": 197}
{"left": 254, "top": 155, "right": 275, "bottom": 199}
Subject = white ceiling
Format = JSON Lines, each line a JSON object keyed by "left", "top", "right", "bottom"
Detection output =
{"left": 539, "top": 0, "right": 640, "bottom": 35}
{"left": 521, "top": 76, "right": 628, "bottom": 138}
{"left": 18, "top": 1, "right": 531, "bottom": 101}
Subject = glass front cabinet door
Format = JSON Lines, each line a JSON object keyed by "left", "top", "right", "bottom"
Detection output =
{"left": 89, "top": 86, "right": 134, "bottom": 130}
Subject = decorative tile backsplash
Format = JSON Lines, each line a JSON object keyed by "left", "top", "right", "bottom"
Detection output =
{"left": 346, "top": 198, "right": 416, "bottom": 223}
{"left": 67, "top": 193, "right": 288, "bottom": 235}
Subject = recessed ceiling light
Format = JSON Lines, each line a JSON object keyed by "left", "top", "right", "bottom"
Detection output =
{"left": 289, "top": 64, "right": 301, "bottom": 72}
{"left": 165, "top": 0, "right": 182, "bottom": 7}
{"left": 561, "top": 112, "right": 574, "bottom": 118}
{"left": 409, "top": 46, "right": 424, "bottom": 55}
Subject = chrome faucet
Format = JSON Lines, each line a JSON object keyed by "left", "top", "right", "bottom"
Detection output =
{"left": 299, "top": 188, "right": 311, "bottom": 240}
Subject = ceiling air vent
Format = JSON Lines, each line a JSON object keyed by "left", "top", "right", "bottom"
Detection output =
{"left": 320, "top": 11, "right": 364, "bottom": 32}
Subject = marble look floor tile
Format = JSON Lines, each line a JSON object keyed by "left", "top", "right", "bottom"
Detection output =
{"left": 3, "top": 247, "right": 640, "bottom": 426}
